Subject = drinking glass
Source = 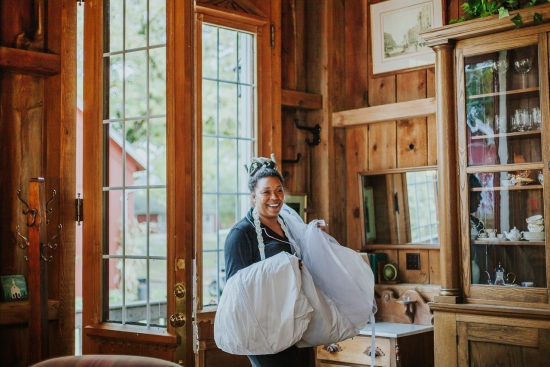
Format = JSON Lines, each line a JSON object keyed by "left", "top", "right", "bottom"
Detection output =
{"left": 495, "top": 114, "right": 506, "bottom": 133}
{"left": 517, "top": 109, "right": 529, "bottom": 132}
{"left": 514, "top": 57, "right": 532, "bottom": 88}
{"left": 493, "top": 59, "right": 509, "bottom": 89}
{"left": 532, "top": 107, "right": 542, "bottom": 130}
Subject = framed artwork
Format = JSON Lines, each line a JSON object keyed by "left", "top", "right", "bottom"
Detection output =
{"left": 370, "top": 0, "right": 443, "bottom": 75}
{"left": 285, "top": 193, "right": 307, "bottom": 222}
{"left": 362, "top": 186, "right": 376, "bottom": 242}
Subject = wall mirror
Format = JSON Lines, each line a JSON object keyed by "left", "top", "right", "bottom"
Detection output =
{"left": 359, "top": 166, "right": 440, "bottom": 247}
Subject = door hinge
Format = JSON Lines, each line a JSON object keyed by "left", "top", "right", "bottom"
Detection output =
{"left": 270, "top": 22, "right": 275, "bottom": 49}
{"left": 75, "top": 193, "right": 83, "bottom": 225}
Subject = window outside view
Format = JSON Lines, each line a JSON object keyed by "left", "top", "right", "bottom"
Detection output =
{"left": 201, "top": 23, "right": 256, "bottom": 307}
{"left": 101, "top": 0, "right": 168, "bottom": 326}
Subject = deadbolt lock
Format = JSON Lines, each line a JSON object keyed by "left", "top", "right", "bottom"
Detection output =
{"left": 174, "top": 284, "right": 185, "bottom": 299}
{"left": 170, "top": 313, "right": 186, "bottom": 328}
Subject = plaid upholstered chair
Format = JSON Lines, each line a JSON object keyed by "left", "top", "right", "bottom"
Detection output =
{"left": 31, "top": 355, "right": 181, "bottom": 366}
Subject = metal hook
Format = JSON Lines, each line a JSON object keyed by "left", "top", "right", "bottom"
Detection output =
{"left": 17, "top": 190, "right": 38, "bottom": 227}
{"left": 294, "top": 119, "right": 321, "bottom": 146}
{"left": 46, "top": 190, "right": 56, "bottom": 214}
{"left": 16, "top": 225, "right": 30, "bottom": 249}
{"left": 41, "top": 244, "right": 53, "bottom": 262}
{"left": 47, "top": 224, "right": 62, "bottom": 250}
{"left": 282, "top": 153, "right": 302, "bottom": 164}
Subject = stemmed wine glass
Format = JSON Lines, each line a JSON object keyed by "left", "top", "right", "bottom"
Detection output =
{"left": 493, "top": 59, "right": 509, "bottom": 90}
{"left": 514, "top": 57, "right": 532, "bottom": 88}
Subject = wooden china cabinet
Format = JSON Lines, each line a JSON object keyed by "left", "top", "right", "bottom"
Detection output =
{"left": 421, "top": 5, "right": 550, "bottom": 367}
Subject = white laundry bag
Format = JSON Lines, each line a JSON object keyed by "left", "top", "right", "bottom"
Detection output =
{"left": 214, "top": 251, "right": 313, "bottom": 355}
{"left": 279, "top": 208, "right": 376, "bottom": 339}
{"left": 214, "top": 206, "right": 375, "bottom": 354}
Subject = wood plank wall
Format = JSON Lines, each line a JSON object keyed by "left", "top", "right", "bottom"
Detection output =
{"left": 0, "top": 0, "right": 76, "bottom": 364}
{"left": 280, "top": 0, "right": 464, "bottom": 285}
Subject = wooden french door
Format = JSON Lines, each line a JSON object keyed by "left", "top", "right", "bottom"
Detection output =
{"left": 81, "top": 0, "right": 195, "bottom": 364}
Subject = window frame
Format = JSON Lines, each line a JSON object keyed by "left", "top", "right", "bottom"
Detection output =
{"left": 194, "top": 5, "right": 270, "bottom": 311}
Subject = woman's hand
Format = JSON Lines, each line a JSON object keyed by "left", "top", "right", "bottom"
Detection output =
{"left": 316, "top": 220, "right": 327, "bottom": 231}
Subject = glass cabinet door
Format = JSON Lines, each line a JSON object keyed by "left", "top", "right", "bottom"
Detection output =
{"left": 464, "top": 44, "right": 546, "bottom": 291}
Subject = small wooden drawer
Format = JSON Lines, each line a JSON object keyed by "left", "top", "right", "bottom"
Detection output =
{"left": 316, "top": 336, "right": 391, "bottom": 367}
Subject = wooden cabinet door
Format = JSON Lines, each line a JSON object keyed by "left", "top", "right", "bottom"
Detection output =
{"left": 458, "top": 321, "right": 550, "bottom": 366}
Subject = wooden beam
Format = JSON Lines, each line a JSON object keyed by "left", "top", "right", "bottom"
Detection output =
{"left": 281, "top": 89, "right": 323, "bottom": 109}
{"left": 332, "top": 97, "right": 436, "bottom": 127}
{"left": 0, "top": 47, "right": 60, "bottom": 76}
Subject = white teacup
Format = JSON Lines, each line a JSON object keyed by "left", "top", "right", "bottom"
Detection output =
{"left": 527, "top": 215, "right": 544, "bottom": 225}
{"left": 528, "top": 224, "right": 544, "bottom": 232}
{"left": 497, "top": 233, "right": 505, "bottom": 239}
{"left": 486, "top": 228, "right": 496, "bottom": 234}
{"left": 478, "top": 232, "right": 488, "bottom": 239}
{"left": 488, "top": 232, "right": 496, "bottom": 238}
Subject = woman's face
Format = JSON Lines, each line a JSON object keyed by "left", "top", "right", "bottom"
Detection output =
{"left": 252, "top": 176, "right": 285, "bottom": 221}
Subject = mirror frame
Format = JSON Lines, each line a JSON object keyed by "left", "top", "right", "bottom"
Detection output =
{"left": 358, "top": 165, "right": 440, "bottom": 249}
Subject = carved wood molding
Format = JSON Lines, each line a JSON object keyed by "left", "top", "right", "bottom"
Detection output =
{"left": 196, "top": 0, "right": 266, "bottom": 18}
{"left": 375, "top": 289, "right": 433, "bottom": 325}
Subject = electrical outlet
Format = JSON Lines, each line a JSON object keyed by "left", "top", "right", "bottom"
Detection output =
{"left": 406, "top": 253, "right": 421, "bottom": 270}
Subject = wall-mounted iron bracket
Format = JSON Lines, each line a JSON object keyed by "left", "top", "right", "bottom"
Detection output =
{"left": 294, "top": 119, "right": 321, "bottom": 146}
{"left": 282, "top": 153, "right": 302, "bottom": 164}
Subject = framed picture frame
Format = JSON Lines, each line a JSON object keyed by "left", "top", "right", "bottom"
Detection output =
{"left": 285, "top": 193, "right": 307, "bottom": 222}
{"left": 361, "top": 186, "right": 376, "bottom": 243}
{"left": 370, "top": 0, "right": 443, "bottom": 75}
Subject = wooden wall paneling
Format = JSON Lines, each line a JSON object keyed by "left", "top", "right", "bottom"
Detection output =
{"left": 270, "top": 0, "right": 282, "bottom": 163}
{"left": 368, "top": 75, "right": 396, "bottom": 107}
{"left": 345, "top": 126, "right": 368, "bottom": 251}
{"left": 304, "top": 0, "right": 346, "bottom": 244}
{"left": 344, "top": 0, "right": 368, "bottom": 110}
{"left": 281, "top": 0, "right": 296, "bottom": 90}
{"left": 368, "top": 122, "right": 397, "bottom": 171}
{"left": 429, "top": 249, "right": 442, "bottom": 285}
{"left": 45, "top": 0, "right": 77, "bottom": 357}
{"left": 398, "top": 249, "right": 430, "bottom": 284}
{"left": 396, "top": 70, "right": 428, "bottom": 168}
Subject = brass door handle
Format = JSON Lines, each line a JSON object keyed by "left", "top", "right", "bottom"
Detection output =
{"left": 170, "top": 313, "right": 186, "bottom": 328}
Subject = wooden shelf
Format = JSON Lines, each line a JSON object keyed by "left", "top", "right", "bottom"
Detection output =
{"left": 471, "top": 184, "right": 543, "bottom": 191}
{"left": 281, "top": 89, "right": 322, "bottom": 110}
{"left": 467, "top": 87, "right": 539, "bottom": 100}
{"left": 470, "top": 129, "right": 541, "bottom": 140}
{"left": 0, "top": 300, "right": 59, "bottom": 325}
{"left": 472, "top": 240, "right": 544, "bottom": 246}
{"left": 332, "top": 97, "right": 435, "bottom": 127}
{"left": 0, "top": 46, "right": 60, "bottom": 76}
{"left": 466, "top": 162, "right": 543, "bottom": 174}
{"left": 363, "top": 244, "right": 440, "bottom": 250}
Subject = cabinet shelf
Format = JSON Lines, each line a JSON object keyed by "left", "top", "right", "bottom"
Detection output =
{"left": 466, "top": 162, "right": 543, "bottom": 174}
{"left": 470, "top": 130, "right": 541, "bottom": 140}
{"left": 472, "top": 240, "right": 544, "bottom": 246}
{"left": 467, "top": 87, "right": 539, "bottom": 100}
{"left": 471, "top": 184, "right": 543, "bottom": 191}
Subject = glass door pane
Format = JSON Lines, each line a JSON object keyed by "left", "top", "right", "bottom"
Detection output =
{"left": 465, "top": 44, "right": 546, "bottom": 289}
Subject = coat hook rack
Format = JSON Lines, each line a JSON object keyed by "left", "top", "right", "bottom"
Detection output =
{"left": 45, "top": 190, "right": 56, "bottom": 225}
{"left": 17, "top": 190, "right": 38, "bottom": 227}
{"left": 294, "top": 118, "right": 321, "bottom": 146}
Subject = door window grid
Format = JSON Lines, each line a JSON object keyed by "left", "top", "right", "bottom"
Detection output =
{"left": 407, "top": 171, "right": 439, "bottom": 244}
{"left": 102, "top": 0, "right": 167, "bottom": 327}
{"left": 201, "top": 23, "right": 256, "bottom": 306}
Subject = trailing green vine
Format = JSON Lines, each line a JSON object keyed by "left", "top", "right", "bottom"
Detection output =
{"left": 450, "top": 0, "right": 550, "bottom": 28}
